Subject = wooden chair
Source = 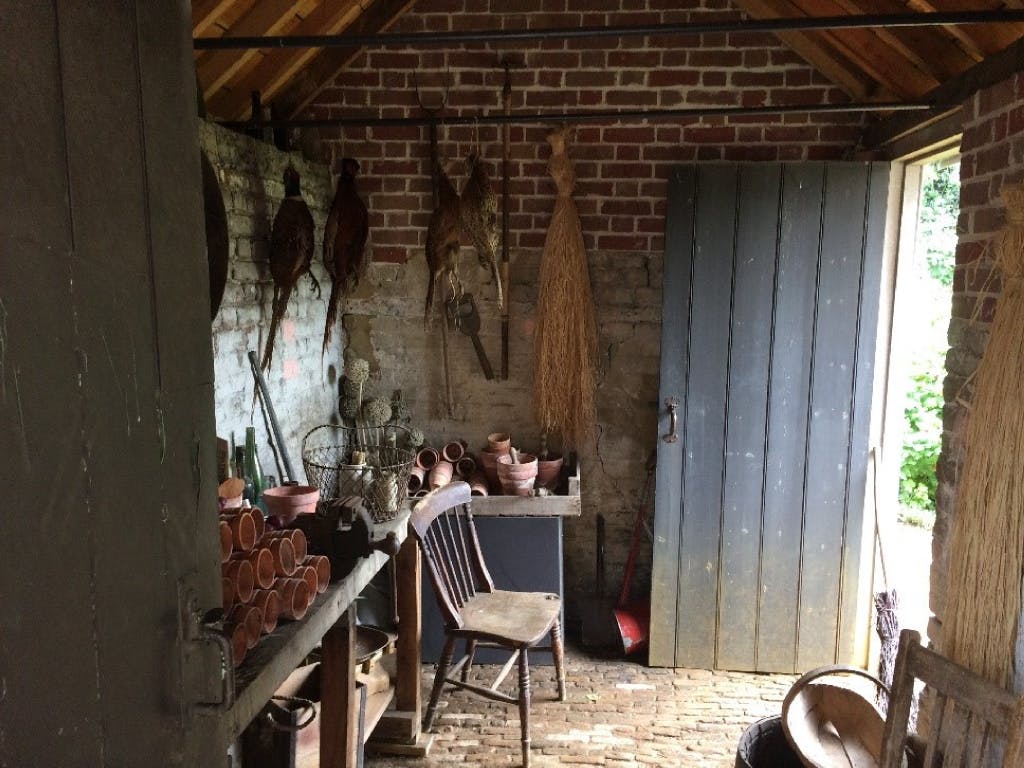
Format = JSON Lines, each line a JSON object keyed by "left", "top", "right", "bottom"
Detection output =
{"left": 409, "top": 482, "right": 566, "bottom": 767}
{"left": 881, "top": 629, "right": 1024, "bottom": 767}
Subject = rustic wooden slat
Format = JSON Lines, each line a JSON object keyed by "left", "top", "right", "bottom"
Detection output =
{"left": 208, "top": 0, "right": 365, "bottom": 120}
{"left": 756, "top": 164, "right": 825, "bottom": 673}
{"left": 836, "top": 161, "right": 890, "bottom": 664}
{"left": 192, "top": 0, "right": 237, "bottom": 36}
{"left": 321, "top": 605, "right": 357, "bottom": 768}
{"left": 880, "top": 631, "right": 916, "bottom": 768}
{"left": 909, "top": 0, "right": 1024, "bottom": 54}
{"left": 716, "top": 164, "right": 781, "bottom": 672}
{"left": 649, "top": 167, "right": 697, "bottom": 668}
{"left": 394, "top": 538, "right": 422, "bottom": 716}
{"left": 197, "top": 0, "right": 314, "bottom": 101}
{"left": 672, "top": 165, "right": 737, "bottom": 670}
{"left": 797, "top": 163, "right": 871, "bottom": 670}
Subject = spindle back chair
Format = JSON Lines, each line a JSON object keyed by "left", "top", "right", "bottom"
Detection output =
{"left": 409, "top": 482, "right": 566, "bottom": 768}
{"left": 881, "top": 629, "right": 1024, "bottom": 768}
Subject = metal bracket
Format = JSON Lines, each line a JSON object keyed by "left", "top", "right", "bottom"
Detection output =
{"left": 178, "top": 581, "right": 234, "bottom": 713}
{"left": 663, "top": 397, "right": 679, "bottom": 443}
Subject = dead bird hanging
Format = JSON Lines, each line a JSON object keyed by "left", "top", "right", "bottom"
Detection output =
{"left": 323, "top": 158, "right": 369, "bottom": 354}
{"left": 424, "top": 163, "right": 462, "bottom": 326}
{"left": 459, "top": 153, "right": 502, "bottom": 308}
{"left": 261, "top": 165, "right": 318, "bottom": 371}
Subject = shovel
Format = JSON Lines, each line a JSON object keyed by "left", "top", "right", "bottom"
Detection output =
{"left": 612, "top": 452, "right": 655, "bottom": 655}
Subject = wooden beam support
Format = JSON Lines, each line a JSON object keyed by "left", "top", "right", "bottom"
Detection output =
{"left": 907, "top": 0, "right": 1024, "bottom": 56}
{"left": 863, "top": 35, "right": 1024, "bottom": 149}
{"left": 879, "top": 107, "right": 963, "bottom": 160}
{"left": 207, "top": 0, "right": 365, "bottom": 120}
{"left": 192, "top": 0, "right": 237, "bottom": 37}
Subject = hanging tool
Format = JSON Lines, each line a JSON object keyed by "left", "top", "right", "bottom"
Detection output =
{"left": 247, "top": 350, "right": 295, "bottom": 482}
{"left": 500, "top": 60, "right": 511, "bottom": 380}
{"left": 448, "top": 292, "right": 494, "bottom": 380}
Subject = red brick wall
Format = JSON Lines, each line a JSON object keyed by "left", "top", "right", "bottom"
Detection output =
{"left": 933, "top": 72, "right": 1024, "bottom": 646}
{"left": 308, "top": 0, "right": 869, "bottom": 608}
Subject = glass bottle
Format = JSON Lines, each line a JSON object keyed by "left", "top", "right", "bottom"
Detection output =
{"left": 244, "top": 427, "right": 265, "bottom": 502}
{"left": 234, "top": 446, "right": 255, "bottom": 503}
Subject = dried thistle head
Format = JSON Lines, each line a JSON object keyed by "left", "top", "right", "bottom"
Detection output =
{"left": 361, "top": 396, "right": 392, "bottom": 426}
{"left": 345, "top": 357, "right": 370, "bottom": 385}
{"left": 407, "top": 427, "right": 425, "bottom": 449}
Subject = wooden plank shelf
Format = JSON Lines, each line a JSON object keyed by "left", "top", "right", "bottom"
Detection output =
{"left": 218, "top": 512, "right": 409, "bottom": 742}
{"left": 469, "top": 462, "right": 581, "bottom": 517}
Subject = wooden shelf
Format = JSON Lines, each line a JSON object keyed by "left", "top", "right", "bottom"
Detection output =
{"left": 362, "top": 687, "right": 395, "bottom": 744}
{"left": 470, "top": 462, "right": 582, "bottom": 517}
{"left": 219, "top": 512, "right": 409, "bottom": 742}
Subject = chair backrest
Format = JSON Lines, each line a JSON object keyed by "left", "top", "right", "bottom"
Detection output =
{"left": 409, "top": 482, "right": 494, "bottom": 630}
{"left": 881, "top": 629, "right": 1024, "bottom": 768}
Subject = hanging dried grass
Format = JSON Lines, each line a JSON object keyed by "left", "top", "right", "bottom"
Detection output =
{"left": 943, "top": 183, "right": 1024, "bottom": 688}
{"left": 533, "top": 126, "right": 597, "bottom": 448}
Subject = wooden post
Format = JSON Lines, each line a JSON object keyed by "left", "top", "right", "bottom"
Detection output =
{"left": 395, "top": 537, "right": 422, "bottom": 715}
{"left": 321, "top": 604, "right": 357, "bottom": 768}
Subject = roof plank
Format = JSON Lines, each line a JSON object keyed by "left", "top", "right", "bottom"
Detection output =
{"left": 192, "top": 0, "right": 237, "bottom": 36}
{"left": 907, "top": 0, "right": 1024, "bottom": 55}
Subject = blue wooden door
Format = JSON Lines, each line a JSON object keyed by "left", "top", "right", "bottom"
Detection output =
{"left": 649, "top": 163, "right": 890, "bottom": 672}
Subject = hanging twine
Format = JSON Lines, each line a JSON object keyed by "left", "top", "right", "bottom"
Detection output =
{"left": 943, "top": 183, "right": 1024, "bottom": 688}
{"left": 533, "top": 126, "right": 598, "bottom": 448}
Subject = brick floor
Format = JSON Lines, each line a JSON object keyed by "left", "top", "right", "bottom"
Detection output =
{"left": 366, "top": 644, "right": 796, "bottom": 768}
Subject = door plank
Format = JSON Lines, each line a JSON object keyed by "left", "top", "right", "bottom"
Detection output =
{"left": 756, "top": 164, "right": 825, "bottom": 673}
{"left": 716, "top": 165, "right": 782, "bottom": 672}
{"left": 797, "top": 163, "right": 871, "bottom": 671}
{"left": 649, "top": 168, "right": 697, "bottom": 668}
{"left": 673, "top": 165, "right": 737, "bottom": 670}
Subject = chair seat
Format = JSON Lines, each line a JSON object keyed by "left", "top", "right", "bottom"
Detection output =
{"left": 452, "top": 590, "right": 562, "bottom": 646}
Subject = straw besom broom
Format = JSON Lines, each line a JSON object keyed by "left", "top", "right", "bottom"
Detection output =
{"left": 943, "top": 183, "right": 1024, "bottom": 688}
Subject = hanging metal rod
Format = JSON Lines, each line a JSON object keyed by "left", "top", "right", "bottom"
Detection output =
{"left": 194, "top": 11, "right": 1024, "bottom": 50}
{"left": 218, "top": 101, "right": 932, "bottom": 130}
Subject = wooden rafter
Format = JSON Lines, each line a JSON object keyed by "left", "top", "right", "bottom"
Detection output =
{"left": 733, "top": 0, "right": 881, "bottom": 100}
{"left": 274, "top": 0, "right": 419, "bottom": 119}
{"left": 208, "top": 0, "right": 368, "bottom": 120}
{"left": 197, "top": 0, "right": 315, "bottom": 101}
{"left": 192, "top": 0, "right": 236, "bottom": 36}
{"left": 907, "top": 0, "right": 1024, "bottom": 55}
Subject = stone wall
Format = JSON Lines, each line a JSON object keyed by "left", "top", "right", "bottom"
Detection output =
{"left": 200, "top": 122, "right": 344, "bottom": 479}
{"left": 931, "top": 73, "right": 1024, "bottom": 648}
{"left": 305, "top": 0, "right": 869, "bottom": 612}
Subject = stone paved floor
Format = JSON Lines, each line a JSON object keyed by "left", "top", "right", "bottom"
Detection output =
{"left": 366, "top": 644, "right": 796, "bottom": 768}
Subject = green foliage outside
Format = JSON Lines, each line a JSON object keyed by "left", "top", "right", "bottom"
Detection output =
{"left": 898, "top": 164, "right": 959, "bottom": 527}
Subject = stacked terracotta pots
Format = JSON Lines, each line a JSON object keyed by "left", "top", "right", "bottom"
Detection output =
{"left": 219, "top": 507, "right": 331, "bottom": 667}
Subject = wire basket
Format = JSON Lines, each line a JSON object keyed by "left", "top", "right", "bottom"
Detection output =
{"left": 302, "top": 424, "right": 416, "bottom": 522}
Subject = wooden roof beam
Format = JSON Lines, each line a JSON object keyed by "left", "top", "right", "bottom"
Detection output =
{"left": 906, "top": 0, "right": 1024, "bottom": 56}
{"left": 197, "top": 0, "right": 314, "bottom": 101}
{"left": 192, "top": 0, "right": 237, "bottom": 37}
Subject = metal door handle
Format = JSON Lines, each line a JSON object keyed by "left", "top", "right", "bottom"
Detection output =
{"left": 663, "top": 398, "right": 679, "bottom": 443}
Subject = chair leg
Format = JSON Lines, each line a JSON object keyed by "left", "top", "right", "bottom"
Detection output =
{"left": 425, "top": 635, "right": 455, "bottom": 732}
{"left": 518, "top": 646, "right": 532, "bottom": 768}
{"left": 551, "top": 617, "right": 566, "bottom": 701}
{"left": 461, "top": 639, "right": 477, "bottom": 683}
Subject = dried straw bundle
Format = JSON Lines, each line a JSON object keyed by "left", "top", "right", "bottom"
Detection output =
{"left": 533, "top": 127, "right": 597, "bottom": 448}
{"left": 944, "top": 183, "right": 1024, "bottom": 688}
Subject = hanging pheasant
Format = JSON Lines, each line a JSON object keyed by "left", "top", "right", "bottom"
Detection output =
{"left": 261, "top": 165, "right": 317, "bottom": 371}
{"left": 323, "top": 158, "right": 369, "bottom": 354}
{"left": 424, "top": 163, "right": 462, "bottom": 327}
{"left": 459, "top": 153, "right": 502, "bottom": 308}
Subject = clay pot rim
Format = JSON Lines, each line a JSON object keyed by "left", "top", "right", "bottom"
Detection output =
{"left": 496, "top": 453, "right": 538, "bottom": 466}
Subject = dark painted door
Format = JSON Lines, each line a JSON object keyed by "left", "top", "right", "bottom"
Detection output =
{"left": 649, "top": 163, "right": 890, "bottom": 672}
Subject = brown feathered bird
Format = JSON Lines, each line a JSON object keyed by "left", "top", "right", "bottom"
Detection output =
{"left": 323, "top": 158, "right": 369, "bottom": 354}
{"left": 424, "top": 164, "right": 462, "bottom": 327}
{"left": 261, "top": 166, "right": 317, "bottom": 371}
{"left": 460, "top": 153, "right": 502, "bottom": 308}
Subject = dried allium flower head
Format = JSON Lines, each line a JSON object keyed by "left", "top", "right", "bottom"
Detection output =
{"left": 361, "top": 396, "right": 392, "bottom": 426}
{"left": 345, "top": 357, "right": 370, "bottom": 385}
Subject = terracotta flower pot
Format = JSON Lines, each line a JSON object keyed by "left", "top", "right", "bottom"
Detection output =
{"left": 220, "top": 510, "right": 257, "bottom": 552}
{"left": 222, "top": 621, "right": 248, "bottom": 667}
{"left": 468, "top": 471, "right": 489, "bottom": 497}
{"left": 219, "top": 521, "right": 233, "bottom": 563}
{"left": 295, "top": 565, "right": 318, "bottom": 599}
{"left": 274, "top": 577, "right": 312, "bottom": 621}
{"left": 250, "top": 589, "right": 281, "bottom": 634}
{"left": 228, "top": 603, "right": 263, "bottom": 650}
{"left": 429, "top": 460, "right": 454, "bottom": 490}
{"left": 479, "top": 448, "right": 506, "bottom": 492}
{"left": 442, "top": 440, "right": 466, "bottom": 463}
{"left": 222, "top": 558, "right": 255, "bottom": 603}
{"left": 265, "top": 537, "right": 297, "bottom": 577}
{"left": 232, "top": 548, "right": 275, "bottom": 590}
{"left": 262, "top": 485, "right": 319, "bottom": 525}
{"left": 262, "top": 529, "right": 307, "bottom": 563}
{"left": 251, "top": 509, "right": 266, "bottom": 540}
{"left": 487, "top": 432, "right": 512, "bottom": 452}
{"left": 456, "top": 455, "right": 477, "bottom": 479}
{"left": 408, "top": 466, "right": 425, "bottom": 493}
{"left": 535, "top": 453, "right": 564, "bottom": 491}
{"left": 304, "top": 555, "right": 331, "bottom": 592}
{"left": 496, "top": 452, "right": 538, "bottom": 497}
{"left": 415, "top": 446, "right": 440, "bottom": 470}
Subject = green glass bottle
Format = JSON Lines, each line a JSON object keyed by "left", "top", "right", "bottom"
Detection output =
{"left": 244, "top": 426, "right": 265, "bottom": 502}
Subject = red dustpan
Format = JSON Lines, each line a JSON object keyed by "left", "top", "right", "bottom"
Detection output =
{"left": 613, "top": 457, "right": 655, "bottom": 655}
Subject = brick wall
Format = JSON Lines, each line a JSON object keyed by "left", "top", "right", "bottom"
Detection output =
{"left": 308, "top": 0, "right": 867, "bottom": 609}
{"left": 932, "top": 73, "right": 1024, "bottom": 649}
{"left": 201, "top": 122, "right": 343, "bottom": 478}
